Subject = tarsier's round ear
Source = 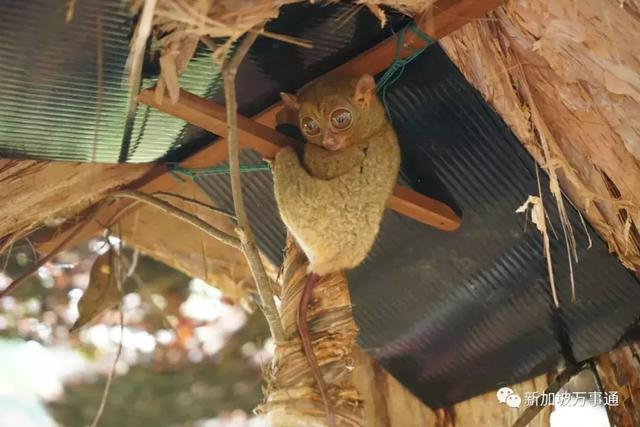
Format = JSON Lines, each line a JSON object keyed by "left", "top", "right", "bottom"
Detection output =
{"left": 353, "top": 74, "right": 376, "bottom": 107}
{"left": 280, "top": 92, "right": 300, "bottom": 111}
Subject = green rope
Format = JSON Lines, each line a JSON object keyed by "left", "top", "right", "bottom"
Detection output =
{"left": 167, "top": 162, "right": 271, "bottom": 182}
{"left": 376, "top": 22, "right": 434, "bottom": 121}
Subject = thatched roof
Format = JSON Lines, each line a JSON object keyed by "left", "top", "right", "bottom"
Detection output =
{"left": 0, "top": 160, "right": 149, "bottom": 249}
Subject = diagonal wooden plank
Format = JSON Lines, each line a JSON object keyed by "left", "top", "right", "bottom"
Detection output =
{"left": 139, "top": 89, "right": 292, "bottom": 152}
{"left": 326, "top": 0, "right": 504, "bottom": 78}
{"left": 137, "top": 88, "right": 461, "bottom": 231}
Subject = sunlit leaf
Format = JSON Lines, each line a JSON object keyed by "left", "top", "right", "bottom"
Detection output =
{"left": 70, "top": 250, "right": 121, "bottom": 332}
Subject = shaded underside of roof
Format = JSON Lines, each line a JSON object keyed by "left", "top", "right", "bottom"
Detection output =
{"left": 2, "top": 0, "right": 639, "bottom": 408}
{"left": 346, "top": 48, "right": 640, "bottom": 406}
{"left": 193, "top": 31, "right": 640, "bottom": 407}
{"left": 0, "top": 0, "right": 217, "bottom": 162}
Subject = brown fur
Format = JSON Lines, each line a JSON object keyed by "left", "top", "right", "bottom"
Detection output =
{"left": 273, "top": 74, "right": 401, "bottom": 275}
{"left": 303, "top": 142, "right": 367, "bottom": 180}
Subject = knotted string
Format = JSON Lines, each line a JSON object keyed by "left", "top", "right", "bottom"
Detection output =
{"left": 376, "top": 21, "right": 434, "bottom": 121}
{"left": 167, "top": 162, "right": 271, "bottom": 182}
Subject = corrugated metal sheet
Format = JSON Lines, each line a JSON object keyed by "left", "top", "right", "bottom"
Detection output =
{"left": 196, "top": 44, "right": 640, "bottom": 407}
{"left": 0, "top": 0, "right": 223, "bottom": 162}
{"left": 195, "top": 149, "right": 286, "bottom": 263}
{"left": 349, "top": 46, "right": 640, "bottom": 406}
{"left": 0, "top": 1, "right": 403, "bottom": 162}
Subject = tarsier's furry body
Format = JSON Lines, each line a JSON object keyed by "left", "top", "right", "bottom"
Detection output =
{"left": 272, "top": 74, "right": 400, "bottom": 426}
{"left": 274, "top": 74, "right": 400, "bottom": 274}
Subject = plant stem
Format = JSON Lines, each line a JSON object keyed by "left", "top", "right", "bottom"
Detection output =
{"left": 110, "top": 190, "right": 240, "bottom": 249}
{"left": 222, "top": 32, "right": 285, "bottom": 342}
{"left": 1, "top": 190, "right": 241, "bottom": 298}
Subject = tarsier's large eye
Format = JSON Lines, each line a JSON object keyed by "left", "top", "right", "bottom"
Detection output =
{"left": 330, "top": 108, "right": 352, "bottom": 130}
{"left": 301, "top": 117, "right": 320, "bottom": 136}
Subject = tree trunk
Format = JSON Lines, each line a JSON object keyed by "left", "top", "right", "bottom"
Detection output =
{"left": 595, "top": 341, "right": 640, "bottom": 427}
{"left": 261, "top": 236, "right": 364, "bottom": 426}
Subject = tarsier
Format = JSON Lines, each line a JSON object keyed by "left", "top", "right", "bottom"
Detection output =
{"left": 272, "top": 74, "right": 400, "bottom": 426}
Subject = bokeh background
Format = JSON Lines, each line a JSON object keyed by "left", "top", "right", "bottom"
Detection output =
{"left": 0, "top": 237, "right": 272, "bottom": 427}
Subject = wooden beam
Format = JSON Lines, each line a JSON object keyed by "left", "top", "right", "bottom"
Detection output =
{"left": 137, "top": 89, "right": 291, "bottom": 157}
{"left": 389, "top": 187, "right": 459, "bottom": 231}
{"left": 138, "top": 88, "right": 461, "bottom": 231}
{"left": 327, "top": 0, "right": 504, "bottom": 78}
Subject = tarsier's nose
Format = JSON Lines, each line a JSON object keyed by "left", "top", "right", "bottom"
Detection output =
{"left": 323, "top": 134, "right": 343, "bottom": 151}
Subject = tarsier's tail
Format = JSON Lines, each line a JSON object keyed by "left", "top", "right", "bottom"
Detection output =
{"left": 297, "top": 272, "right": 336, "bottom": 427}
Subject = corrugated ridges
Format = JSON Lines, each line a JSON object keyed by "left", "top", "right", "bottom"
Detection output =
{"left": 347, "top": 45, "right": 640, "bottom": 406}
{"left": 0, "top": 0, "right": 224, "bottom": 162}
{"left": 195, "top": 149, "right": 286, "bottom": 264}
{"left": 196, "top": 30, "right": 639, "bottom": 407}
{"left": 127, "top": 51, "right": 224, "bottom": 162}
{"left": 0, "top": 0, "right": 131, "bottom": 161}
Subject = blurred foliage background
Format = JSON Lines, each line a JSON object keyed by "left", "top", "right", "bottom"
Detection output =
{"left": 0, "top": 238, "right": 270, "bottom": 427}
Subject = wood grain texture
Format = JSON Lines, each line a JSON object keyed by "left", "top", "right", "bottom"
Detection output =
{"left": 352, "top": 347, "right": 551, "bottom": 427}
{"left": 596, "top": 341, "right": 640, "bottom": 427}
{"left": 262, "top": 236, "right": 363, "bottom": 426}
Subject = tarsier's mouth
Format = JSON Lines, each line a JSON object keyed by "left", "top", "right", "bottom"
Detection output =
{"left": 323, "top": 140, "right": 343, "bottom": 151}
